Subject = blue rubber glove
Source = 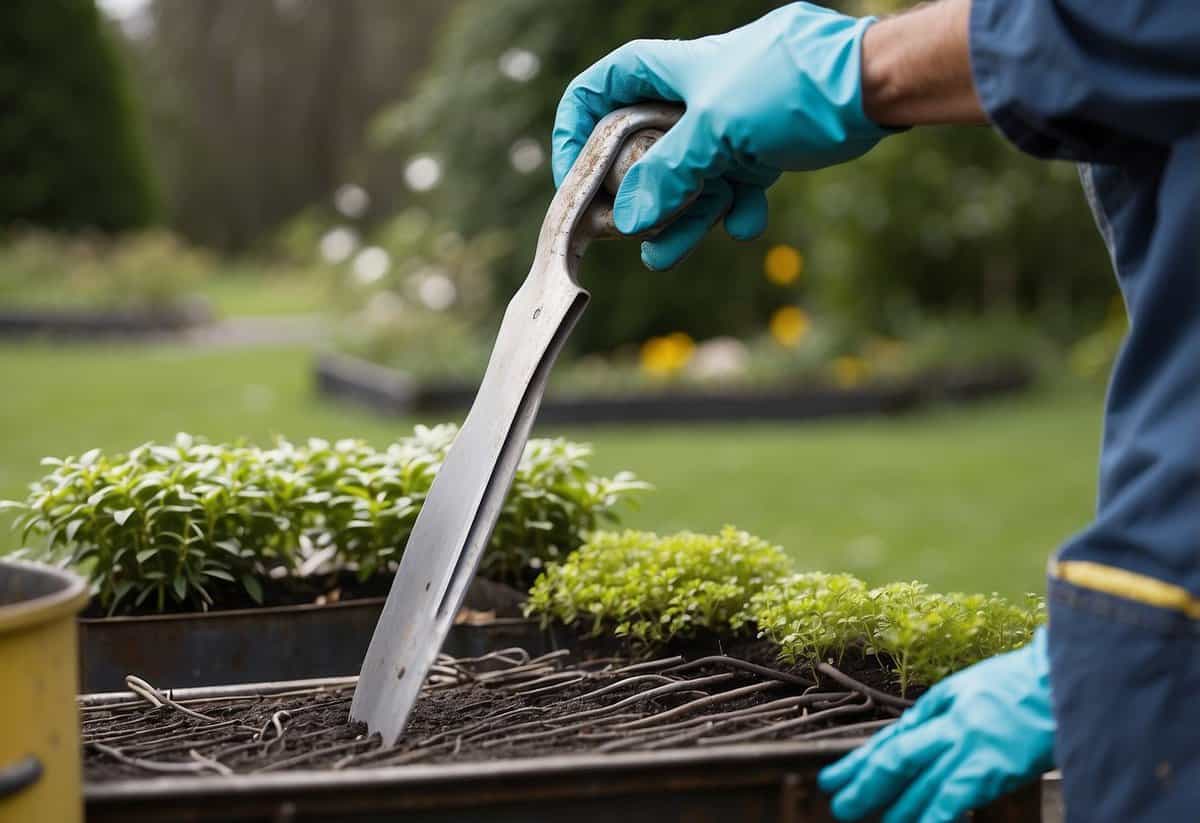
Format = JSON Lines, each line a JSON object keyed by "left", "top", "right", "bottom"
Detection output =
{"left": 551, "top": 3, "right": 893, "bottom": 271}
{"left": 818, "top": 630, "right": 1055, "bottom": 823}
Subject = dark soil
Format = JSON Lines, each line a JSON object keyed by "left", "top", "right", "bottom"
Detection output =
{"left": 83, "top": 647, "right": 911, "bottom": 783}
{"left": 568, "top": 626, "right": 924, "bottom": 701}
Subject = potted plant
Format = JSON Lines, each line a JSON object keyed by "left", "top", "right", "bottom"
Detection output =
{"left": 2, "top": 426, "right": 647, "bottom": 690}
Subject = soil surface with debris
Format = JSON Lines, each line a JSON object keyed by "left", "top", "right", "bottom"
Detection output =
{"left": 83, "top": 645, "right": 912, "bottom": 783}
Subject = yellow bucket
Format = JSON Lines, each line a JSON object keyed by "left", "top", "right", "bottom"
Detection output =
{"left": 0, "top": 558, "right": 88, "bottom": 823}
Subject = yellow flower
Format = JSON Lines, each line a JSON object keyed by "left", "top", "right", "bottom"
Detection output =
{"left": 769, "top": 306, "right": 810, "bottom": 348}
{"left": 640, "top": 332, "right": 695, "bottom": 377}
{"left": 832, "top": 355, "right": 868, "bottom": 388}
{"left": 764, "top": 244, "right": 804, "bottom": 286}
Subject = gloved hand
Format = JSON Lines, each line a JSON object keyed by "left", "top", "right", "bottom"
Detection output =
{"left": 818, "top": 629, "right": 1055, "bottom": 823}
{"left": 551, "top": 3, "right": 894, "bottom": 271}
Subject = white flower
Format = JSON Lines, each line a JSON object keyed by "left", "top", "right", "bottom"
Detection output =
{"left": 685, "top": 337, "right": 749, "bottom": 381}
{"left": 417, "top": 272, "right": 457, "bottom": 312}
{"left": 334, "top": 183, "right": 369, "bottom": 219}
{"left": 404, "top": 155, "right": 442, "bottom": 192}
{"left": 319, "top": 226, "right": 359, "bottom": 264}
{"left": 352, "top": 247, "right": 391, "bottom": 284}
{"left": 509, "top": 138, "right": 545, "bottom": 175}
{"left": 498, "top": 48, "right": 540, "bottom": 83}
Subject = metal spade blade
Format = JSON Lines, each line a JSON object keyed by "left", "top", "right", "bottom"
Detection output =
{"left": 350, "top": 103, "right": 683, "bottom": 745}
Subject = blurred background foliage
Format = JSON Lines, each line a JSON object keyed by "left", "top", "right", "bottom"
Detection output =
{"left": 0, "top": 0, "right": 156, "bottom": 232}
{"left": 375, "top": 0, "right": 1115, "bottom": 353}
{"left": 0, "top": 0, "right": 1115, "bottom": 356}
{"left": 0, "top": 0, "right": 1124, "bottom": 598}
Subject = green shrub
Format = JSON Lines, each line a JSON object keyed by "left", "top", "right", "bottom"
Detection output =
{"left": 747, "top": 574, "right": 1045, "bottom": 694}
{"left": 0, "top": 0, "right": 156, "bottom": 231}
{"left": 524, "top": 527, "right": 792, "bottom": 645}
{"left": 0, "top": 230, "right": 209, "bottom": 310}
{"left": 2, "top": 426, "right": 646, "bottom": 614}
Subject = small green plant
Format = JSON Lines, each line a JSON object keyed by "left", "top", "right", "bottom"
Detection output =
{"left": 2, "top": 426, "right": 646, "bottom": 614}
{"left": 524, "top": 527, "right": 792, "bottom": 646}
{"left": 747, "top": 575, "right": 1045, "bottom": 695}
{"left": 734, "top": 572, "right": 872, "bottom": 666}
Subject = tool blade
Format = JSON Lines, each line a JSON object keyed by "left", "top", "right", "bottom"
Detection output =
{"left": 350, "top": 269, "right": 586, "bottom": 745}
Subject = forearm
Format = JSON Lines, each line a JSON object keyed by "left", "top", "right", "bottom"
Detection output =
{"left": 861, "top": 0, "right": 986, "bottom": 127}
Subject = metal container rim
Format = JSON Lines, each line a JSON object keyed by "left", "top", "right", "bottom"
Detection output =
{"left": 0, "top": 556, "right": 89, "bottom": 635}
{"left": 84, "top": 738, "right": 869, "bottom": 800}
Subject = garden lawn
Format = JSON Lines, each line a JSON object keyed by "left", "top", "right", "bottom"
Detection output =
{"left": 0, "top": 343, "right": 1103, "bottom": 599}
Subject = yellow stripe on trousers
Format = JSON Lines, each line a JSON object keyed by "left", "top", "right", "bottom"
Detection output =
{"left": 1049, "top": 560, "right": 1200, "bottom": 619}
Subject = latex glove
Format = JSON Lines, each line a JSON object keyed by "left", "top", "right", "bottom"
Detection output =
{"left": 551, "top": 3, "right": 893, "bottom": 271}
{"left": 818, "top": 630, "right": 1055, "bottom": 823}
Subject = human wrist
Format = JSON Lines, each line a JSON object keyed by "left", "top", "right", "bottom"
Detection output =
{"left": 860, "top": 0, "right": 986, "bottom": 127}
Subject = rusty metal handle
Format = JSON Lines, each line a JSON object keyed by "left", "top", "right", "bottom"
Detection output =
{"left": 583, "top": 126, "right": 685, "bottom": 240}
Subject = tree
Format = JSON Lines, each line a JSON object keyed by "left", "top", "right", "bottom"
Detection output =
{"left": 378, "top": 0, "right": 1113, "bottom": 351}
{"left": 0, "top": 0, "right": 157, "bottom": 232}
{"left": 128, "top": 0, "right": 450, "bottom": 251}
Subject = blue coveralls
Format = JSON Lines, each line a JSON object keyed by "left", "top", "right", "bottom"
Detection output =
{"left": 969, "top": 1, "right": 1200, "bottom": 819}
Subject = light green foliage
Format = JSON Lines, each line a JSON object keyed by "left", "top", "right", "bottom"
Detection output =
{"left": 735, "top": 572, "right": 871, "bottom": 665}
{"left": 3, "top": 426, "right": 645, "bottom": 614}
{"left": 749, "top": 575, "right": 1046, "bottom": 694}
{"left": 524, "top": 527, "right": 792, "bottom": 645}
{"left": 0, "top": 230, "right": 210, "bottom": 310}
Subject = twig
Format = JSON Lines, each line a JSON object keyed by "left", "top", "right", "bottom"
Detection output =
{"left": 815, "top": 663, "right": 914, "bottom": 709}
{"left": 91, "top": 742, "right": 228, "bottom": 776}
{"left": 125, "top": 676, "right": 219, "bottom": 722}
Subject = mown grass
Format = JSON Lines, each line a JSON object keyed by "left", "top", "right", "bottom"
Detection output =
{"left": 0, "top": 342, "right": 1103, "bottom": 598}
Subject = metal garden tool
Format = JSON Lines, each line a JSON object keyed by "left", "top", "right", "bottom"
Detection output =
{"left": 352, "top": 102, "right": 684, "bottom": 745}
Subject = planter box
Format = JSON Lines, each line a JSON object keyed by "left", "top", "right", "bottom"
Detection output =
{"left": 0, "top": 300, "right": 212, "bottom": 340}
{"left": 315, "top": 353, "right": 928, "bottom": 425}
{"left": 80, "top": 675, "right": 1048, "bottom": 823}
{"left": 79, "top": 580, "right": 549, "bottom": 692}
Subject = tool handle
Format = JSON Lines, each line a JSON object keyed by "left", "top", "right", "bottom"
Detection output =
{"left": 584, "top": 127, "right": 678, "bottom": 240}
{"left": 603, "top": 128, "right": 664, "bottom": 196}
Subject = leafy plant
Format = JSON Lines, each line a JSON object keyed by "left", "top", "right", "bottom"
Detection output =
{"left": 733, "top": 572, "right": 872, "bottom": 666}
{"left": 524, "top": 527, "right": 792, "bottom": 646}
{"left": 747, "top": 574, "right": 1045, "bottom": 694}
{"left": 2, "top": 426, "right": 646, "bottom": 614}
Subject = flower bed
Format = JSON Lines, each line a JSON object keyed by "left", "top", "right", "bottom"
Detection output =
{"left": 0, "top": 230, "right": 215, "bottom": 339}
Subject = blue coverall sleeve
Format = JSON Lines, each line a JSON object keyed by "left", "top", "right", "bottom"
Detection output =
{"left": 969, "top": 0, "right": 1200, "bottom": 161}
{"left": 971, "top": 3, "right": 1200, "bottom": 821}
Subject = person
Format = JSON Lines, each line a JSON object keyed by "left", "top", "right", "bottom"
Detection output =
{"left": 550, "top": 1, "right": 1200, "bottom": 820}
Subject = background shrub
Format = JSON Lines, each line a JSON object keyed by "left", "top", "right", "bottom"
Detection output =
{"left": 2, "top": 426, "right": 646, "bottom": 614}
{"left": 0, "top": 0, "right": 157, "bottom": 231}
{"left": 0, "top": 230, "right": 209, "bottom": 309}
